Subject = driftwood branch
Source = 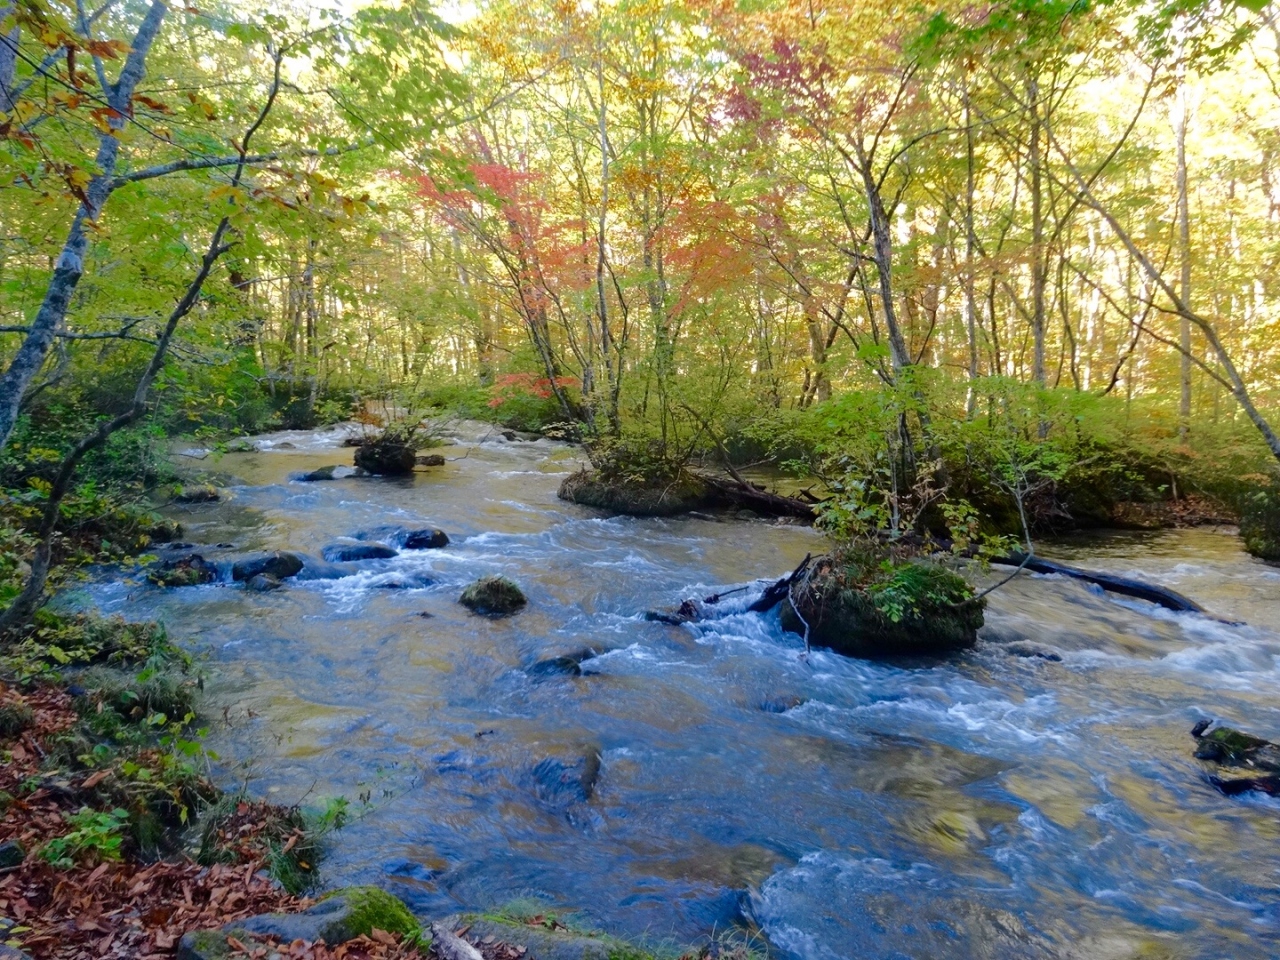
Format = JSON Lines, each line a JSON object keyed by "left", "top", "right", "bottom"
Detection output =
{"left": 429, "top": 923, "right": 483, "bottom": 960}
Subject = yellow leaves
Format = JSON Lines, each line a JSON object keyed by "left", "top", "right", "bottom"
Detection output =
{"left": 185, "top": 92, "right": 218, "bottom": 121}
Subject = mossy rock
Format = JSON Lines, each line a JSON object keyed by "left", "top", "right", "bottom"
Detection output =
{"left": 148, "top": 554, "right": 218, "bottom": 587}
{"left": 173, "top": 484, "right": 221, "bottom": 504}
{"left": 460, "top": 575, "right": 527, "bottom": 616}
{"left": 782, "top": 559, "right": 983, "bottom": 658}
{"left": 558, "top": 468, "right": 710, "bottom": 517}
{"left": 319, "top": 886, "right": 419, "bottom": 940}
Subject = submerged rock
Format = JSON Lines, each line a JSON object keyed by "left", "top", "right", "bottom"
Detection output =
{"left": 148, "top": 554, "right": 218, "bottom": 588}
{"left": 531, "top": 750, "right": 602, "bottom": 806}
{"left": 321, "top": 543, "right": 398, "bottom": 563}
{"left": 294, "top": 556, "right": 353, "bottom": 581}
{"left": 459, "top": 575, "right": 527, "bottom": 616}
{"left": 781, "top": 557, "right": 983, "bottom": 658}
{"left": 353, "top": 439, "right": 416, "bottom": 476}
{"left": 558, "top": 468, "right": 710, "bottom": 517}
{"left": 244, "top": 573, "right": 283, "bottom": 593}
{"left": 296, "top": 464, "right": 366, "bottom": 482}
{"left": 415, "top": 454, "right": 446, "bottom": 466}
{"left": 529, "top": 649, "right": 598, "bottom": 678}
{"left": 373, "top": 573, "right": 436, "bottom": 589}
{"left": 173, "top": 484, "right": 221, "bottom": 504}
{"left": 230, "top": 551, "right": 304, "bottom": 582}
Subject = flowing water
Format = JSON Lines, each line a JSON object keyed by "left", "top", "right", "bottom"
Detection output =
{"left": 70, "top": 424, "right": 1280, "bottom": 959}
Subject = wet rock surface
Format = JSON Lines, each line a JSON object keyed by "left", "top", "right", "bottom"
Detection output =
{"left": 230, "top": 551, "right": 305, "bottom": 582}
{"left": 459, "top": 575, "right": 527, "bottom": 616}
{"left": 1193, "top": 719, "right": 1280, "bottom": 796}
{"left": 321, "top": 543, "right": 398, "bottom": 563}
{"left": 353, "top": 440, "right": 417, "bottom": 476}
{"left": 148, "top": 554, "right": 218, "bottom": 588}
{"left": 173, "top": 484, "right": 221, "bottom": 504}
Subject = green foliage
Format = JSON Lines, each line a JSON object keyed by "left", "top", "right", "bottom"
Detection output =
{"left": 2, "top": 612, "right": 184, "bottom": 682}
{"left": 1237, "top": 476, "right": 1280, "bottom": 561}
{"left": 39, "top": 807, "right": 130, "bottom": 869}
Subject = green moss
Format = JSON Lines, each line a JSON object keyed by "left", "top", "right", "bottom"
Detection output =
{"left": 323, "top": 886, "right": 419, "bottom": 940}
{"left": 459, "top": 575, "right": 527, "bottom": 616}
{"left": 783, "top": 557, "right": 983, "bottom": 658}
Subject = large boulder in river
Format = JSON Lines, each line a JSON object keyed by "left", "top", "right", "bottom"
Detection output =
{"left": 231, "top": 551, "right": 304, "bottom": 582}
{"left": 781, "top": 556, "right": 983, "bottom": 658}
{"left": 353, "top": 439, "right": 416, "bottom": 476}
{"left": 459, "top": 575, "right": 527, "bottom": 616}
{"left": 321, "top": 543, "right": 398, "bottom": 563}
{"left": 558, "top": 468, "right": 709, "bottom": 517}
{"left": 148, "top": 554, "right": 218, "bottom": 587}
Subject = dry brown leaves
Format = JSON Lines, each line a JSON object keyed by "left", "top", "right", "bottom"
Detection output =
{"left": 1, "top": 684, "right": 306, "bottom": 959}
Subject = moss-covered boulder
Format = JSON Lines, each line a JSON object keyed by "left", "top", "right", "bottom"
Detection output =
{"left": 781, "top": 557, "right": 983, "bottom": 658}
{"left": 558, "top": 468, "right": 710, "bottom": 517}
{"left": 460, "top": 575, "right": 527, "bottom": 616}
{"left": 148, "top": 554, "right": 218, "bottom": 587}
{"left": 354, "top": 439, "right": 416, "bottom": 476}
{"left": 173, "top": 484, "right": 221, "bottom": 504}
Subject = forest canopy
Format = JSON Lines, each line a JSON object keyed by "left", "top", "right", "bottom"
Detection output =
{"left": 2, "top": 0, "right": 1280, "bottom": 588}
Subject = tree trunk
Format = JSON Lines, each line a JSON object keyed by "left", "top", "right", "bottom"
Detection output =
{"left": 0, "top": 1, "right": 167, "bottom": 451}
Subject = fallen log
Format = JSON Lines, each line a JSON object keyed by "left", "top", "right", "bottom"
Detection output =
{"left": 696, "top": 472, "right": 818, "bottom": 520}
{"left": 993, "top": 551, "right": 1204, "bottom": 613}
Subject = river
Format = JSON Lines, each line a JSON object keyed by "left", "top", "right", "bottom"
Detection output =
{"left": 70, "top": 423, "right": 1280, "bottom": 959}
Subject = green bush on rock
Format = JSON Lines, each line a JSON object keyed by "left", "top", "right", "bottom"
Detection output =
{"left": 782, "top": 554, "right": 984, "bottom": 658}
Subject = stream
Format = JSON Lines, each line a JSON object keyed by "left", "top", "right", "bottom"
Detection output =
{"left": 68, "top": 423, "right": 1280, "bottom": 959}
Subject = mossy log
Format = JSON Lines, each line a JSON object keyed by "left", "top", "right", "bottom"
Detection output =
{"left": 557, "top": 468, "right": 711, "bottom": 517}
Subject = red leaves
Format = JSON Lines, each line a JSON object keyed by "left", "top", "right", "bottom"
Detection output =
{"left": 488, "top": 373, "right": 579, "bottom": 407}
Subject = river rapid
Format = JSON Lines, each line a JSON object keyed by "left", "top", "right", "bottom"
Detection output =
{"left": 71, "top": 424, "right": 1280, "bottom": 959}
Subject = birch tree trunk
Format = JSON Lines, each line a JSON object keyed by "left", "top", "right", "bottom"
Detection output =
{"left": 0, "top": 1, "right": 167, "bottom": 451}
